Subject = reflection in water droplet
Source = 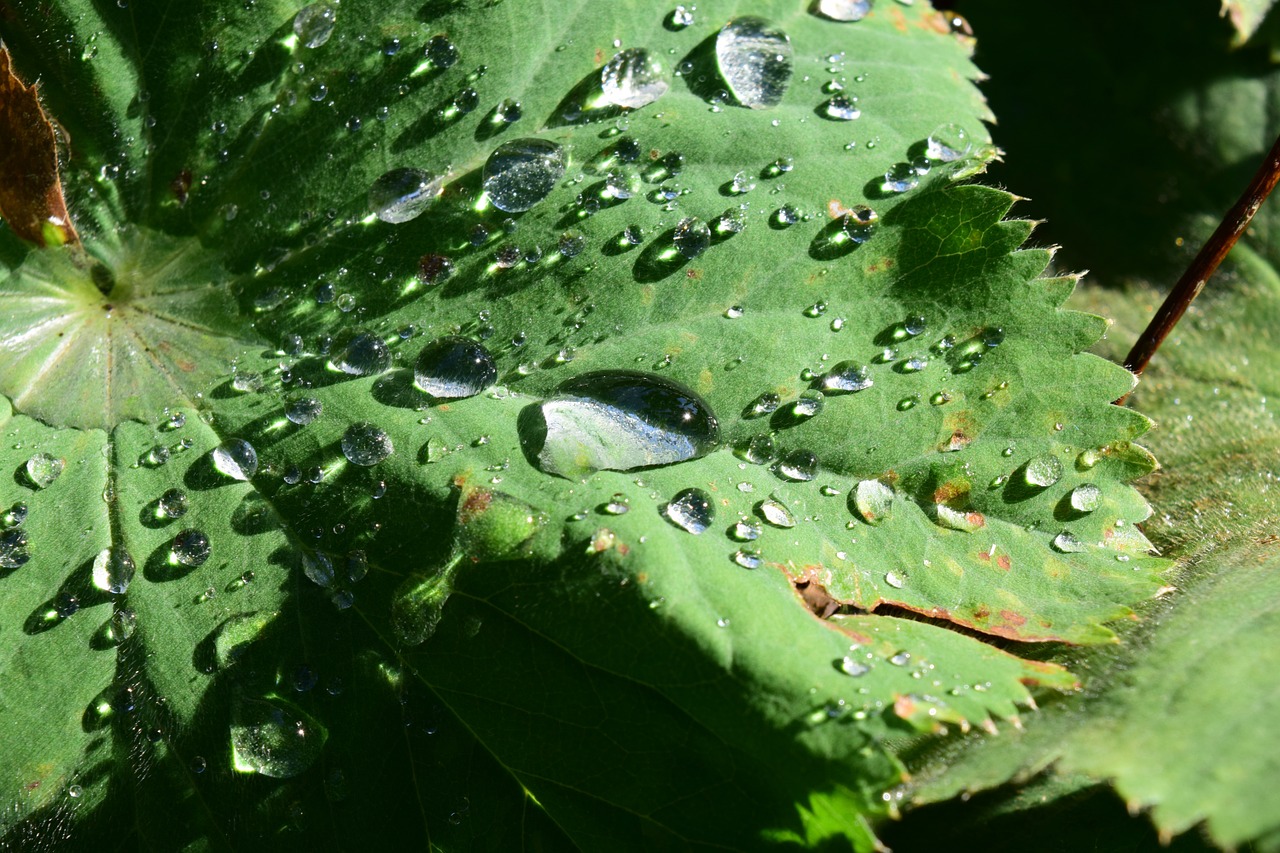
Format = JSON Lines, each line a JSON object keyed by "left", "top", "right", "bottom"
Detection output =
{"left": 335, "top": 333, "right": 390, "bottom": 376}
{"left": 341, "top": 422, "right": 394, "bottom": 466}
{"left": 108, "top": 608, "right": 136, "bottom": 643}
{"left": 1025, "top": 455, "right": 1063, "bottom": 488}
{"left": 601, "top": 48, "right": 669, "bottom": 109}
{"left": 483, "top": 138, "right": 566, "bottom": 213}
{"left": 733, "top": 548, "right": 763, "bottom": 569}
{"left": 1052, "top": 530, "right": 1084, "bottom": 553}
{"left": 368, "top": 168, "right": 443, "bottom": 224}
{"left": 673, "top": 216, "right": 711, "bottom": 258}
{"left": 716, "top": 17, "right": 793, "bottom": 109}
{"left": 821, "top": 361, "right": 872, "bottom": 394}
{"left": 756, "top": 498, "right": 795, "bottom": 528}
{"left": 424, "top": 35, "right": 459, "bottom": 70}
{"left": 286, "top": 397, "right": 323, "bottom": 425}
{"left": 414, "top": 337, "right": 497, "bottom": 399}
{"left": 822, "top": 95, "right": 860, "bottom": 120}
{"left": 0, "top": 528, "right": 28, "bottom": 569}
{"left": 293, "top": 2, "right": 337, "bottom": 49}
{"left": 884, "top": 571, "right": 904, "bottom": 589}
{"left": 815, "top": 0, "right": 873, "bottom": 22}
{"left": 212, "top": 439, "right": 258, "bottom": 481}
{"left": 841, "top": 205, "right": 877, "bottom": 243}
{"left": 926, "top": 123, "right": 971, "bottom": 162}
{"left": 303, "top": 551, "right": 335, "bottom": 588}
{"left": 230, "top": 695, "right": 327, "bottom": 778}
{"left": 1070, "top": 483, "right": 1101, "bottom": 513}
{"left": 665, "top": 488, "right": 714, "bottom": 534}
{"left": 171, "top": 529, "right": 211, "bottom": 567}
{"left": 158, "top": 487, "right": 188, "bottom": 519}
{"left": 777, "top": 449, "right": 817, "bottom": 481}
{"left": 853, "top": 479, "right": 893, "bottom": 525}
{"left": 25, "top": 453, "right": 64, "bottom": 489}
{"left": 533, "top": 371, "right": 719, "bottom": 479}
{"left": 730, "top": 519, "right": 762, "bottom": 541}
{"left": 93, "top": 547, "right": 136, "bottom": 594}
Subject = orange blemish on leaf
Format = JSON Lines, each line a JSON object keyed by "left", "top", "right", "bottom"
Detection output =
{"left": 997, "top": 554, "right": 1012, "bottom": 571}
{"left": 999, "top": 609, "right": 1028, "bottom": 627}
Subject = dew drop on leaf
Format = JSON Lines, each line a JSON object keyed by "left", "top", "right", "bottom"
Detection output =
{"left": 853, "top": 479, "right": 893, "bottom": 525}
{"left": 673, "top": 216, "right": 711, "bottom": 258}
{"left": 777, "top": 449, "right": 818, "bottom": 481}
{"left": 230, "top": 695, "right": 327, "bottom": 778}
{"left": 24, "top": 452, "right": 63, "bottom": 489}
{"left": 821, "top": 361, "right": 873, "bottom": 394}
{"left": 730, "top": 519, "right": 762, "bottom": 541}
{"left": 92, "top": 546, "right": 136, "bottom": 594}
{"left": 171, "top": 529, "right": 211, "bottom": 567}
{"left": 286, "top": 397, "right": 323, "bottom": 426}
{"left": 424, "top": 34, "right": 459, "bottom": 70}
{"left": 1070, "top": 483, "right": 1102, "bottom": 513}
{"left": 715, "top": 17, "right": 793, "bottom": 110}
{"left": 532, "top": 370, "right": 720, "bottom": 479}
{"left": 756, "top": 498, "right": 795, "bottom": 528}
{"left": 108, "top": 608, "right": 136, "bottom": 644}
{"left": 158, "top": 487, "right": 188, "bottom": 519}
{"left": 368, "top": 168, "right": 443, "bottom": 224}
{"left": 0, "top": 528, "right": 30, "bottom": 569}
{"left": 601, "top": 48, "right": 670, "bottom": 109}
{"left": 664, "top": 487, "right": 714, "bottom": 534}
{"left": 815, "top": 0, "right": 874, "bottom": 22}
{"left": 821, "top": 94, "right": 860, "bottom": 120}
{"left": 212, "top": 439, "right": 258, "bottom": 481}
{"left": 1052, "top": 530, "right": 1085, "bottom": 553}
{"left": 293, "top": 2, "right": 337, "bottom": 49}
{"left": 334, "top": 333, "right": 391, "bottom": 376}
{"left": 413, "top": 336, "right": 497, "bottom": 399}
{"left": 341, "top": 422, "right": 394, "bottom": 467}
{"left": 1025, "top": 454, "right": 1064, "bottom": 488}
{"left": 841, "top": 205, "right": 877, "bottom": 243}
{"left": 302, "top": 551, "right": 336, "bottom": 587}
{"left": 482, "top": 138, "right": 566, "bottom": 213}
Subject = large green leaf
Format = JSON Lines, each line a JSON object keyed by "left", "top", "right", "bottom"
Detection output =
{"left": 0, "top": 0, "right": 1167, "bottom": 847}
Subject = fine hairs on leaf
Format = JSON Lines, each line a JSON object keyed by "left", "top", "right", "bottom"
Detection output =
{"left": 0, "top": 1, "right": 1272, "bottom": 851}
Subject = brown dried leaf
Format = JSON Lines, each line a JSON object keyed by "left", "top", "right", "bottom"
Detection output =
{"left": 0, "top": 46, "right": 78, "bottom": 246}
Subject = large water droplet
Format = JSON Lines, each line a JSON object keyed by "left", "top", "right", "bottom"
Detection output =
{"left": 93, "top": 547, "right": 135, "bottom": 594}
{"left": 24, "top": 453, "right": 64, "bottom": 489}
{"left": 815, "top": 0, "right": 873, "bottom": 22}
{"left": 335, "top": 333, "right": 390, "bottom": 376}
{"left": 392, "top": 569, "right": 456, "bottom": 645}
{"left": 756, "top": 498, "right": 795, "bottom": 528}
{"left": 926, "top": 123, "right": 971, "bottom": 162}
{"left": 368, "top": 168, "right": 443, "bottom": 224}
{"left": 673, "top": 216, "right": 711, "bottom": 258}
{"left": 1069, "top": 483, "right": 1102, "bottom": 513}
{"left": 716, "top": 17, "right": 793, "bottom": 110}
{"left": 293, "top": 2, "right": 337, "bottom": 49}
{"left": 341, "top": 422, "right": 394, "bottom": 467}
{"left": 230, "top": 695, "right": 327, "bottom": 778}
{"left": 777, "top": 449, "right": 817, "bottom": 481}
{"left": 171, "top": 529, "right": 211, "bottom": 567}
{"left": 158, "top": 487, "right": 188, "bottom": 519}
{"left": 841, "top": 205, "right": 877, "bottom": 243}
{"left": 853, "top": 479, "right": 893, "bottom": 525}
{"left": 483, "top": 139, "right": 566, "bottom": 213}
{"left": 286, "top": 397, "right": 323, "bottom": 426}
{"left": 601, "top": 48, "right": 669, "bottom": 109}
{"left": 1025, "top": 455, "right": 1064, "bottom": 488}
{"left": 0, "top": 528, "right": 29, "bottom": 569}
{"left": 414, "top": 337, "right": 497, "bottom": 399}
{"left": 665, "top": 488, "right": 714, "bottom": 534}
{"left": 821, "top": 361, "right": 873, "bottom": 394}
{"left": 532, "top": 371, "right": 720, "bottom": 479}
{"left": 212, "top": 439, "right": 258, "bottom": 481}
{"left": 821, "top": 95, "right": 860, "bottom": 120}
{"left": 424, "top": 35, "right": 459, "bottom": 69}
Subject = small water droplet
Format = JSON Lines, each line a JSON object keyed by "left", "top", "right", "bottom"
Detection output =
{"left": 733, "top": 548, "right": 763, "bottom": 569}
{"left": 884, "top": 571, "right": 904, "bottom": 589}
{"left": 171, "top": 529, "right": 211, "bottom": 567}
{"left": 293, "top": 2, "right": 337, "bottom": 49}
{"left": 730, "top": 519, "right": 762, "bottom": 541}
{"left": 483, "top": 138, "right": 566, "bottom": 213}
{"left": 841, "top": 205, "right": 877, "bottom": 242}
{"left": 601, "top": 48, "right": 669, "bottom": 109}
{"left": 756, "top": 498, "right": 795, "bottom": 528}
{"left": 926, "top": 122, "right": 971, "bottom": 162}
{"left": 883, "top": 162, "right": 920, "bottom": 193}
{"left": 92, "top": 547, "right": 135, "bottom": 594}
{"left": 776, "top": 449, "right": 817, "bottom": 481}
{"left": 821, "top": 361, "right": 872, "bottom": 394}
{"left": 669, "top": 5, "right": 695, "bottom": 28}
{"left": 715, "top": 16, "right": 793, "bottom": 110}
{"left": 1052, "top": 530, "right": 1084, "bottom": 553}
{"left": 665, "top": 488, "right": 714, "bottom": 534}
{"left": 286, "top": 397, "right": 323, "bottom": 426}
{"left": 889, "top": 651, "right": 911, "bottom": 666}
{"left": 341, "top": 422, "right": 394, "bottom": 466}
{"left": 368, "top": 168, "right": 442, "bottom": 224}
{"left": 821, "top": 94, "right": 860, "bottom": 120}
{"left": 157, "top": 488, "right": 188, "bottom": 519}
{"left": 852, "top": 479, "right": 893, "bottom": 525}
{"left": 815, "top": 0, "right": 873, "bottom": 22}
{"left": 212, "top": 439, "right": 258, "bottom": 481}
{"left": 424, "top": 35, "right": 459, "bottom": 70}
{"left": 108, "top": 608, "right": 137, "bottom": 643}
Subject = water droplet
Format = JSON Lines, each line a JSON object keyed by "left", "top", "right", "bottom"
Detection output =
{"left": 1069, "top": 483, "right": 1102, "bottom": 513}
{"left": 900, "top": 355, "right": 928, "bottom": 372}
{"left": 822, "top": 94, "right": 860, "bottom": 120}
{"left": 483, "top": 138, "right": 566, "bottom": 213}
{"left": 231, "top": 695, "right": 327, "bottom": 778}
{"left": 368, "top": 168, "right": 443, "bottom": 224}
{"left": 852, "top": 479, "right": 893, "bottom": 525}
{"left": 665, "top": 488, "right": 714, "bottom": 534}
{"left": 821, "top": 361, "right": 873, "bottom": 394}
{"left": 212, "top": 439, "right": 258, "bottom": 481}
{"left": 745, "top": 392, "right": 781, "bottom": 418}
{"left": 715, "top": 17, "right": 793, "bottom": 110}
{"left": 1025, "top": 455, "right": 1064, "bottom": 488}
{"left": 926, "top": 122, "right": 971, "bottom": 162}
{"left": 286, "top": 397, "right": 323, "bottom": 426}
{"left": 341, "top": 422, "right": 394, "bottom": 467}
{"left": 884, "top": 571, "right": 905, "bottom": 589}
{"left": 303, "top": 551, "right": 336, "bottom": 587}
{"left": 157, "top": 488, "right": 188, "bottom": 519}
{"left": 733, "top": 548, "right": 763, "bottom": 569}
{"left": 883, "top": 162, "right": 920, "bottom": 193}
{"left": 1052, "top": 530, "right": 1084, "bottom": 553}
{"left": 889, "top": 651, "right": 911, "bottom": 666}
{"left": 669, "top": 5, "right": 695, "bottom": 27}
{"left": 347, "top": 549, "right": 369, "bottom": 584}
{"left": 424, "top": 35, "right": 459, "bottom": 69}
{"left": 773, "top": 204, "right": 800, "bottom": 226}
{"left": 293, "top": 2, "right": 337, "bottom": 49}
{"left": 335, "top": 333, "right": 390, "bottom": 376}
{"left": 24, "top": 453, "right": 64, "bottom": 489}
{"left": 777, "top": 449, "right": 817, "bottom": 481}
{"left": 601, "top": 48, "right": 669, "bottom": 109}
{"left": 171, "top": 529, "right": 211, "bottom": 567}
{"left": 413, "top": 336, "right": 497, "bottom": 399}
{"left": 792, "top": 390, "right": 825, "bottom": 419}
{"left": 418, "top": 254, "right": 456, "bottom": 286}
{"left": 0, "top": 528, "right": 29, "bottom": 569}
{"left": 730, "top": 519, "right": 762, "bottom": 541}
{"left": 533, "top": 371, "right": 720, "bottom": 478}
{"left": 92, "top": 547, "right": 135, "bottom": 594}
{"left": 601, "top": 493, "right": 631, "bottom": 515}
{"left": 815, "top": 0, "right": 873, "bottom": 22}
{"left": 841, "top": 205, "right": 877, "bottom": 243}
{"left": 108, "top": 607, "right": 137, "bottom": 643}
{"left": 673, "top": 216, "right": 711, "bottom": 258}
{"left": 756, "top": 498, "right": 795, "bottom": 528}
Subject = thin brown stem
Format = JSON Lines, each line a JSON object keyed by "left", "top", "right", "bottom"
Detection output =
{"left": 1119, "top": 129, "right": 1280, "bottom": 404}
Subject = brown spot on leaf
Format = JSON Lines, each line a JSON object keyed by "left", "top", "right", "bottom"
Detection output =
{"left": 996, "top": 554, "right": 1012, "bottom": 572}
{"left": 170, "top": 170, "right": 192, "bottom": 206}
{"left": 998, "top": 609, "right": 1028, "bottom": 628}
{"left": 0, "top": 48, "right": 79, "bottom": 246}
{"left": 827, "top": 199, "right": 853, "bottom": 219}
{"left": 594, "top": 47, "right": 604, "bottom": 64}
{"left": 932, "top": 478, "right": 970, "bottom": 507}
{"left": 893, "top": 694, "right": 917, "bottom": 719}
{"left": 685, "top": 268, "right": 702, "bottom": 279}
{"left": 889, "top": 6, "right": 909, "bottom": 32}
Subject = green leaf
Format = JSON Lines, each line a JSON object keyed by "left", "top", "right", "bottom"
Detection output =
{"left": 0, "top": 0, "right": 1168, "bottom": 848}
